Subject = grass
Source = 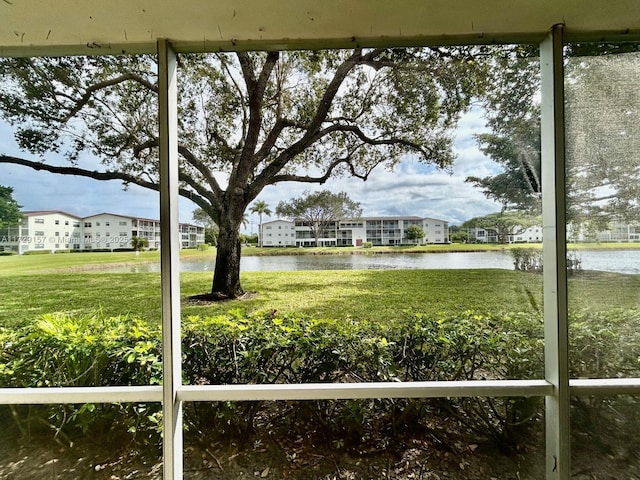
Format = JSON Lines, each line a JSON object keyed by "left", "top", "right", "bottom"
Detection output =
{"left": 1, "top": 266, "right": 639, "bottom": 329}
{"left": 0, "top": 244, "right": 638, "bottom": 328}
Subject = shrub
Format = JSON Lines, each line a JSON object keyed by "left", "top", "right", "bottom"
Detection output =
{"left": 22, "top": 249, "right": 52, "bottom": 255}
{"left": 511, "top": 247, "right": 583, "bottom": 275}
{"left": 2, "top": 308, "right": 638, "bottom": 453}
{"left": 0, "top": 313, "right": 162, "bottom": 447}
{"left": 511, "top": 247, "right": 543, "bottom": 272}
{"left": 362, "top": 242, "right": 373, "bottom": 249}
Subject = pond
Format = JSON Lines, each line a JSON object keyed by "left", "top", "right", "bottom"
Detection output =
{"left": 104, "top": 249, "right": 640, "bottom": 274}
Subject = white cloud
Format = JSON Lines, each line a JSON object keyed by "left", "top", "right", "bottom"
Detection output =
{"left": 2, "top": 106, "right": 503, "bottom": 231}
{"left": 248, "top": 108, "right": 502, "bottom": 227}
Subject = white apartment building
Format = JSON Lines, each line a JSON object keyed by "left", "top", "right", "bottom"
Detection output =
{"left": 0, "top": 210, "right": 205, "bottom": 254}
{"left": 468, "top": 225, "right": 543, "bottom": 244}
{"left": 259, "top": 216, "right": 449, "bottom": 247}
{"left": 261, "top": 219, "right": 297, "bottom": 247}
{"left": 468, "top": 221, "right": 640, "bottom": 244}
{"left": 466, "top": 225, "right": 542, "bottom": 243}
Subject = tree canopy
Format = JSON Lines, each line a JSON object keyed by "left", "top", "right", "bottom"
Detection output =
{"left": 471, "top": 45, "right": 640, "bottom": 230}
{"left": 192, "top": 207, "right": 219, "bottom": 246}
{"left": 0, "top": 186, "right": 22, "bottom": 228}
{"left": 0, "top": 48, "right": 488, "bottom": 298}
{"left": 463, "top": 210, "right": 540, "bottom": 244}
{"left": 276, "top": 190, "right": 361, "bottom": 247}
{"left": 130, "top": 236, "right": 149, "bottom": 252}
{"left": 404, "top": 224, "right": 425, "bottom": 244}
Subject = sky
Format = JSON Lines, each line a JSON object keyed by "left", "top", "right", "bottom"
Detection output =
{"left": 0, "top": 108, "right": 502, "bottom": 233}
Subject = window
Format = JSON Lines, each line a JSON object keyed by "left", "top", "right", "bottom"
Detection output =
{"left": 106, "top": 221, "right": 110, "bottom": 226}
{"left": 96, "top": 221, "right": 101, "bottom": 226}
{"left": 34, "top": 231, "right": 44, "bottom": 236}
{"left": 119, "top": 221, "right": 127, "bottom": 226}
{"left": 65, "top": 220, "right": 69, "bottom": 226}
{"left": 84, "top": 222, "right": 92, "bottom": 227}
{"left": 4, "top": 24, "right": 638, "bottom": 480}
{"left": 54, "top": 220, "right": 59, "bottom": 225}
{"left": 34, "top": 218, "right": 44, "bottom": 224}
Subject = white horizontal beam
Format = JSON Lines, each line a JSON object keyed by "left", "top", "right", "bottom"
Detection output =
{"left": 0, "top": 386, "right": 162, "bottom": 404}
{"left": 4, "top": 379, "right": 640, "bottom": 406}
{"left": 3, "top": 0, "right": 640, "bottom": 57}
{"left": 178, "top": 380, "right": 554, "bottom": 402}
{"left": 570, "top": 378, "right": 640, "bottom": 395}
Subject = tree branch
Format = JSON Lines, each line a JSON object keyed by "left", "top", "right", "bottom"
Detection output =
{"left": 237, "top": 52, "right": 279, "bottom": 178}
{"left": 62, "top": 73, "right": 158, "bottom": 123}
{"left": 0, "top": 154, "right": 211, "bottom": 213}
{"left": 178, "top": 146, "right": 224, "bottom": 200}
{"left": 270, "top": 155, "right": 380, "bottom": 186}
{"left": 132, "top": 138, "right": 225, "bottom": 201}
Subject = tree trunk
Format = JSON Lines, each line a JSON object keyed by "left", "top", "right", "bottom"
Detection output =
{"left": 210, "top": 220, "right": 244, "bottom": 299}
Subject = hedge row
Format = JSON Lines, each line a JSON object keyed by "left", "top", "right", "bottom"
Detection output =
{"left": 1, "top": 309, "right": 639, "bottom": 451}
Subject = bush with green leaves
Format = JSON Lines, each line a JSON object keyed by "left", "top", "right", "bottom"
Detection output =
{"left": 511, "top": 247, "right": 543, "bottom": 273}
{"left": 2, "top": 308, "right": 639, "bottom": 452}
{"left": 0, "top": 313, "right": 163, "bottom": 448}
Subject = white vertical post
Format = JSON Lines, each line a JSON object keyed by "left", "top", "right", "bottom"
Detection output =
{"left": 541, "top": 25, "right": 570, "bottom": 480}
{"left": 158, "top": 39, "right": 183, "bottom": 479}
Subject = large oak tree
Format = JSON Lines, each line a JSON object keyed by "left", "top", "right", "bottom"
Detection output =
{"left": 468, "top": 45, "right": 640, "bottom": 231}
{"left": 0, "top": 48, "right": 487, "bottom": 298}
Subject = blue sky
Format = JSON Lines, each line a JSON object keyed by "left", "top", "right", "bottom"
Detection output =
{"left": 0, "top": 108, "right": 501, "bottom": 232}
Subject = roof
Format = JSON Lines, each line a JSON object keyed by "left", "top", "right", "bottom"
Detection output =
{"left": 359, "top": 216, "right": 424, "bottom": 222}
{"left": 82, "top": 212, "right": 136, "bottom": 220}
{"left": 2, "top": 1, "right": 640, "bottom": 57}
{"left": 21, "top": 210, "right": 81, "bottom": 219}
{"left": 21, "top": 210, "right": 198, "bottom": 228}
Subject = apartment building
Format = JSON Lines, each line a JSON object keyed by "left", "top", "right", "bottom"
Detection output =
{"left": 467, "top": 225, "right": 543, "bottom": 244}
{"left": 0, "top": 210, "right": 204, "bottom": 254}
{"left": 468, "top": 220, "right": 640, "bottom": 244}
{"left": 260, "top": 216, "right": 449, "bottom": 247}
{"left": 260, "top": 219, "right": 297, "bottom": 247}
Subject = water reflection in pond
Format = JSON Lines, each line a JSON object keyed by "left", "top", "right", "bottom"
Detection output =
{"left": 103, "top": 249, "right": 640, "bottom": 274}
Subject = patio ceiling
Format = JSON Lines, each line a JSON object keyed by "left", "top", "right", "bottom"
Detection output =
{"left": 2, "top": 0, "right": 640, "bottom": 57}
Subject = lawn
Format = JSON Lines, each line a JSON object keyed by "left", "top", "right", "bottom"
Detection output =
{"left": 1, "top": 264, "right": 638, "bottom": 328}
{"left": 1, "top": 248, "right": 639, "bottom": 480}
{"left": 0, "top": 245, "right": 638, "bottom": 328}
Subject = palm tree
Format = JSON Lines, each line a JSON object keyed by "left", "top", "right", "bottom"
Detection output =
{"left": 130, "top": 236, "right": 149, "bottom": 255}
{"left": 250, "top": 200, "right": 272, "bottom": 247}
